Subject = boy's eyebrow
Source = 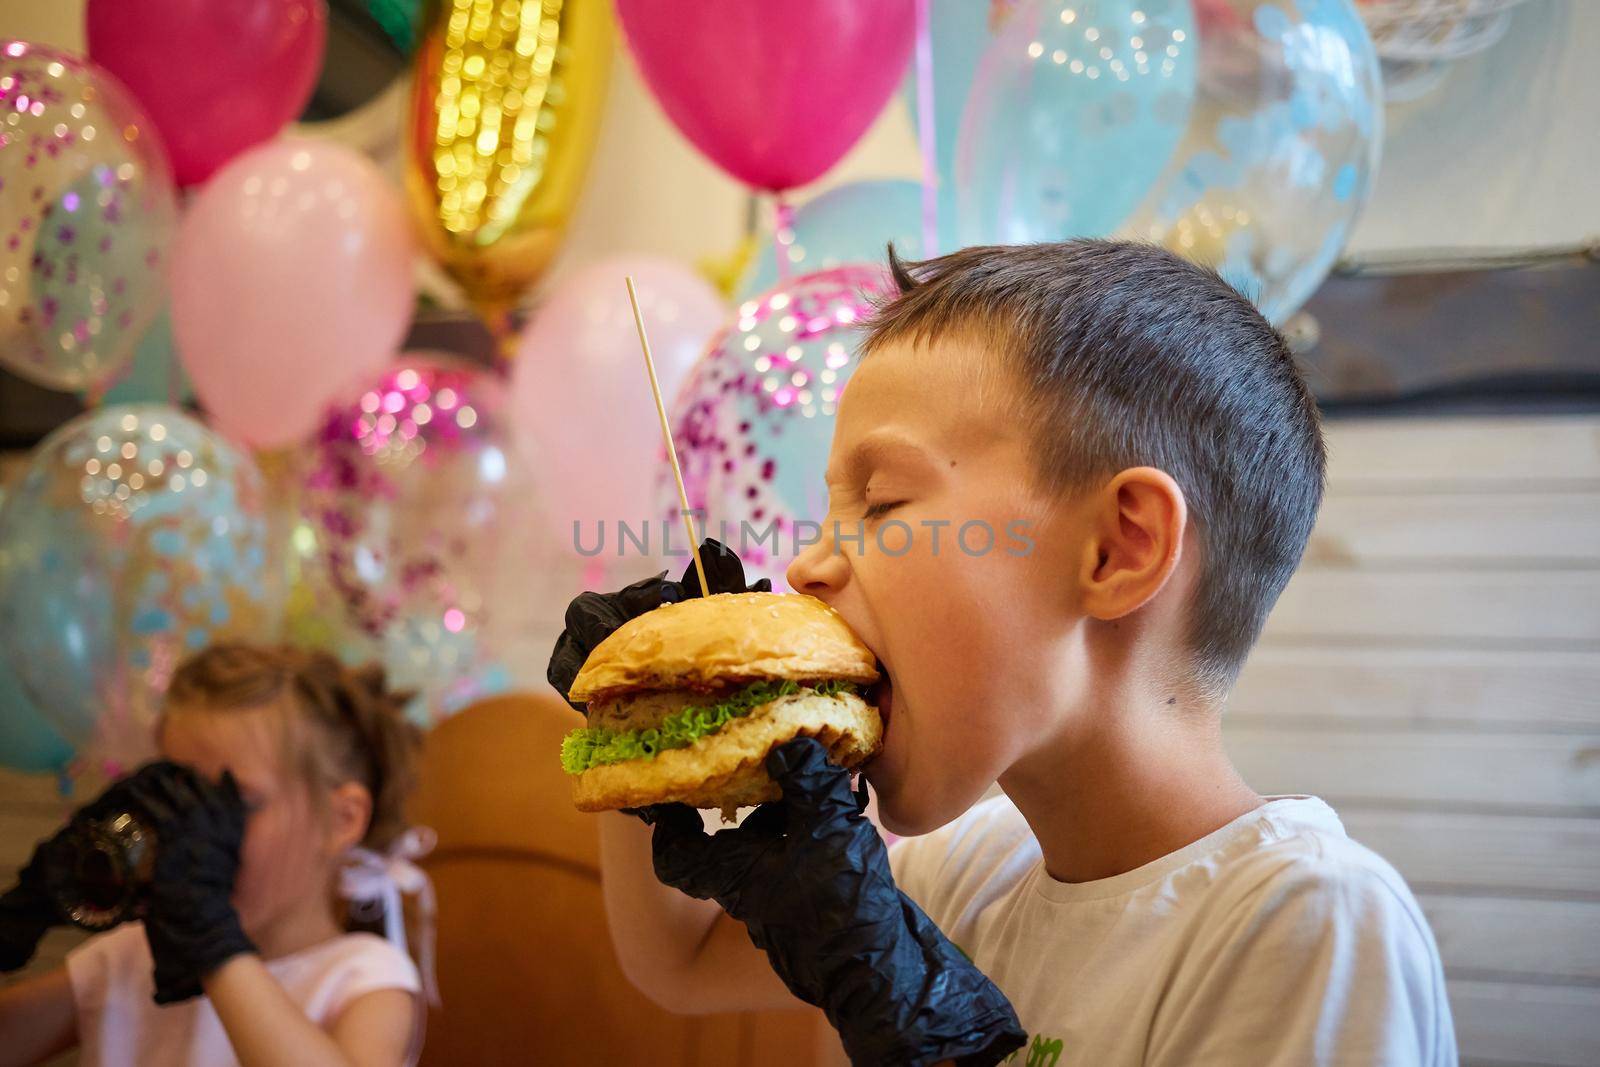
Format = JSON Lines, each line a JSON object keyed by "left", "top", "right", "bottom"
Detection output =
{"left": 824, "top": 432, "right": 930, "bottom": 488}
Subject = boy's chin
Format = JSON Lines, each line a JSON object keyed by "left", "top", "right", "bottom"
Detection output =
{"left": 868, "top": 770, "right": 969, "bottom": 838}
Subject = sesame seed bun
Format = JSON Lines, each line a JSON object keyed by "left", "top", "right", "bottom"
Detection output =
{"left": 568, "top": 592, "right": 880, "bottom": 704}
{"left": 564, "top": 592, "right": 882, "bottom": 817}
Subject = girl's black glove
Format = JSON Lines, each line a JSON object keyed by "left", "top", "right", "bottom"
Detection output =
{"left": 644, "top": 738, "right": 1028, "bottom": 1067}
{"left": 123, "top": 762, "right": 256, "bottom": 1004}
{"left": 547, "top": 539, "right": 770, "bottom": 711}
{"left": 0, "top": 855, "right": 58, "bottom": 972}
{"left": 0, "top": 762, "right": 179, "bottom": 971}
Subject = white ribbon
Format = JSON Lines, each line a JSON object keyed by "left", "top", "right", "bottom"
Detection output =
{"left": 340, "top": 825, "right": 440, "bottom": 1006}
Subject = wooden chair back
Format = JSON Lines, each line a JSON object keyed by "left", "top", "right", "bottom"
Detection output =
{"left": 410, "top": 691, "right": 826, "bottom": 1065}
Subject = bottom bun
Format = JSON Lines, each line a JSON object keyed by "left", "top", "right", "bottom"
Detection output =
{"left": 571, "top": 690, "right": 881, "bottom": 819}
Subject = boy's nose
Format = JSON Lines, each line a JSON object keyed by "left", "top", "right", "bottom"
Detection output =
{"left": 786, "top": 526, "right": 849, "bottom": 599}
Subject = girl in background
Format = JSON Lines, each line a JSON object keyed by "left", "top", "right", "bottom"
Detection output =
{"left": 0, "top": 643, "right": 434, "bottom": 1067}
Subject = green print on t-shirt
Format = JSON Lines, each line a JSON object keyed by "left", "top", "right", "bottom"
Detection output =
{"left": 1004, "top": 1034, "right": 1065, "bottom": 1066}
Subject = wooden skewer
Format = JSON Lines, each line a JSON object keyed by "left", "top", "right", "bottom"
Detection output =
{"left": 626, "top": 275, "right": 710, "bottom": 598}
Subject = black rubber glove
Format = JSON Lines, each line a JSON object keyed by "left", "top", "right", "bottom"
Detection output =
{"left": 646, "top": 738, "right": 1027, "bottom": 1067}
{"left": 123, "top": 761, "right": 256, "bottom": 1004}
{"left": 0, "top": 854, "right": 59, "bottom": 973}
{"left": 0, "top": 762, "right": 179, "bottom": 971}
{"left": 547, "top": 538, "right": 771, "bottom": 711}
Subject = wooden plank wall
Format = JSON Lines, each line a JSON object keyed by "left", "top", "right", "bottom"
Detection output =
{"left": 1231, "top": 415, "right": 1600, "bottom": 1067}
{"left": 3, "top": 417, "right": 1599, "bottom": 1065}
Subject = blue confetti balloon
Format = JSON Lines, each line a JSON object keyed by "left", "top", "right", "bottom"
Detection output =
{"left": 739, "top": 180, "right": 926, "bottom": 302}
{"left": 900, "top": 0, "right": 1000, "bottom": 253}
{"left": 0, "top": 663, "right": 72, "bottom": 774}
{"left": 956, "top": 0, "right": 1198, "bottom": 245}
{"left": 0, "top": 481, "right": 73, "bottom": 774}
{"left": 0, "top": 405, "right": 279, "bottom": 759}
{"left": 1118, "top": 0, "right": 1382, "bottom": 322}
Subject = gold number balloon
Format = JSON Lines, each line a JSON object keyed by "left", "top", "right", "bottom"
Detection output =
{"left": 405, "top": 0, "right": 613, "bottom": 340}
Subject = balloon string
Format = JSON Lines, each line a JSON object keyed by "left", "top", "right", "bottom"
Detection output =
{"left": 490, "top": 306, "right": 520, "bottom": 364}
{"left": 773, "top": 196, "right": 797, "bottom": 283}
{"left": 914, "top": 0, "right": 939, "bottom": 257}
{"left": 167, "top": 342, "right": 183, "bottom": 408}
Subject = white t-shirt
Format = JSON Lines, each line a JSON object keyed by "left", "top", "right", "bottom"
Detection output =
{"left": 889, "top": 795, "right": 1457, "bottom": 1067}
{"left": 66, "top": 923, "right": 423, "bottom": 1067}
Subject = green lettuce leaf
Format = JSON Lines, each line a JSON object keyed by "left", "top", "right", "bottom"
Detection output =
{"left": 560, "top": 678, "right": 858, "bottom": 776}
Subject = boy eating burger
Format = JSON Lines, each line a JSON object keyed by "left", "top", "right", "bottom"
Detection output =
{"left": 549, "top": 241, "right": 1456, "bottom": 1066}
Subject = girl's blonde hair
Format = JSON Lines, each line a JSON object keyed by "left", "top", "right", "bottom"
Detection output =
{"left": 164, "top": 642, "right": 422, "bottom": 849}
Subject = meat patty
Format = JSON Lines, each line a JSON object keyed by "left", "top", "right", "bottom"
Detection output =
{"left": 584, "top": 688, "right": 726, "bottom": 733}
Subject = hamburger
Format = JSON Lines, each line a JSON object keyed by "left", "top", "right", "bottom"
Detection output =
{"left": 559, "top": 591, "right": 882, "bottom": 817}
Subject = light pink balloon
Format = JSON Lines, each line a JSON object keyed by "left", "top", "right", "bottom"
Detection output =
{"left": 615, "top": 0, "right": 917, "bottom": 192}
{"left": 510, "top": 256, "right": 727, "bottom": 550}
{"left": 170, "top": 139, "right": 416, "bottom": 449}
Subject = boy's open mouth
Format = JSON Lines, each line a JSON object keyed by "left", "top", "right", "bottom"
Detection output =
{"left": 868, "top": 660, "right": 893, "bottom": 737}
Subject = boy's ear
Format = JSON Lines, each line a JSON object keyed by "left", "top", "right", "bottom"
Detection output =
{"left": 326, "top": 781, "right": 374, "bottom": 855}
{"left": 1078, "top": 466, "right": 1187, "bottom": 621}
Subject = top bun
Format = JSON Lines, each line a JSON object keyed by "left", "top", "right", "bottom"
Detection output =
{"left": 568, "top": 592, "right": 880, "bottom": 704}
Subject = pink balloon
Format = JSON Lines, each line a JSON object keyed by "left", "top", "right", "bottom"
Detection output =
{"left": 170, "top": 139, "right": 416, "bottom": 450}
{"left": 509, "top": 257, "right": 727, "bottom": 548}
{"left": 615, "top": 0, "right": 917, "bottom": 192}
{"left": 86, "top": 0, "right": 325, "bottom": 188}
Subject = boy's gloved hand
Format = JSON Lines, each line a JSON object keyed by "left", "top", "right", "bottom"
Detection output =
{"left": 0, "top": 762, "right": 179, "bottom": 971}
{"left": 547, "top": 539, "right": 770, "bottom": 711}
{"left": 123, "top": 761, "right": 256, "bottom": 1004}
{"left": 644, "top": 738, "right": 1028, "bottom": 1067}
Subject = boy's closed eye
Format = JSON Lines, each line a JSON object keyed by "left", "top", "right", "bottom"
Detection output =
{"left": 863, "top": 497, "right": 906, "bottom": 521}
{"left": 826, "top": 433, "right": 937, "bottom": 517}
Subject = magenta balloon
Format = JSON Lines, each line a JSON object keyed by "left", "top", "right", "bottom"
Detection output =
{"left": 169, "top": 139, "right": 416, "bottom": 450}
{"left": 86, "top": 0, "right": 325, "bottom": 188}
{"left": 509, "top": 256, "right": 727, "bottom": 546}
{"left": 614, "top": 0, "right": 917, "bottom": 192}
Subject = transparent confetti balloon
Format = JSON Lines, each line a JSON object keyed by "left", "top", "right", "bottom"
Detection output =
{"left": 662, "top": 267, "right": 894, "bottom": 589}
{"left": 1119, "top": 0, "right": 1382, "bottom": 322}
{"left": 300, "top": 355, "right": 523, "bottom": 723}
{"left": 0, "top": 42, "right": 178, "bottom": 393}
{"left": 0, "top": 405, "right": 277, "bottom": 761}
{"left": 956, "top": 0, "right": 1198, "bottom": 245}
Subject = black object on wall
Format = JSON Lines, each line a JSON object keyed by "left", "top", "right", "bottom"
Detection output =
{"left": 1299, "top": 248, "right": 1600, "bottom": 415}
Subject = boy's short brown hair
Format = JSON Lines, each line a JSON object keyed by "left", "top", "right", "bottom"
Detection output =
{"left": 864, "top": 240, "right": 1325, "bottom": 694}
